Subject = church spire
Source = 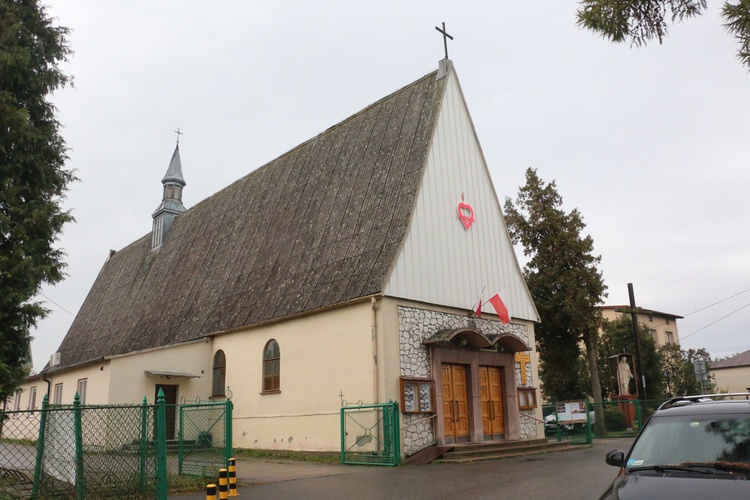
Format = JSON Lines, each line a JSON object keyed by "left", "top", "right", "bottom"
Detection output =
{"left": 151, "top": 139, "right": 187, "bottom": 250}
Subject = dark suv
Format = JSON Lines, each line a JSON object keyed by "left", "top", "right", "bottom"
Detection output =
{"left": 599, "top": 394, "right": 750, "bottom": 499}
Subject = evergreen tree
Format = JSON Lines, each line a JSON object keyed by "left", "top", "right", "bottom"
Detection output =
{"left": 504, "top": 168, "right": 607, "bottom": 429}
{"left": 576, "top": 0, "right": 750, "bottom": 69}
{"left": 0, "top": 0, "right": 74, "bottom": 402}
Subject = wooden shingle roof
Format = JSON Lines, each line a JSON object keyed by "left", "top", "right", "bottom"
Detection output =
{"left": 53, "top": 68, "right": 447, "bottom": 370}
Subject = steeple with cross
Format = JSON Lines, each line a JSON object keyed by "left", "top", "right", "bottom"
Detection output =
{"left": 435, "top": 22, "right": 453, "bottom": 60}
{"left": 151, "top": 130, "right": 187, "bottom": 250}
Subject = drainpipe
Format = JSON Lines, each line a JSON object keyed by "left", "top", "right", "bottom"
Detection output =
{"left": 42, "top": 371, "right": 52, "bottom": 399}
{"left": 371, "top": 297, "right": 379, "bottom": 404}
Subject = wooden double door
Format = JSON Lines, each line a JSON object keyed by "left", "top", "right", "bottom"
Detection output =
{"left": 442, "top": 364, "right": 505, "bottom": 443}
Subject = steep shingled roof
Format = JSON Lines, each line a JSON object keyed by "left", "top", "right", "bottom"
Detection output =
{"left": 52, "top": 68, "right": 447, "bottom": 370}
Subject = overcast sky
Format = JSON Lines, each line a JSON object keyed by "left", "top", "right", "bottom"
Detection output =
{"left": 32, "top": 1, "right": 749, "bottom": 372}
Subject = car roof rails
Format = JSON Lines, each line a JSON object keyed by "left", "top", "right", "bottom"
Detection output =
{"left": 658, "top": 392, "right": 750, "bottom": 410}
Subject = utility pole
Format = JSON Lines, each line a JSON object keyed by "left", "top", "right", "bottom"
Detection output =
{"left": 628, "top": 283, "right": 647, "bottom": 401}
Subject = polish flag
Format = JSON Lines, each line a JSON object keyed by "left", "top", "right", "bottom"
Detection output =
{"left": 472, "top": 296, "right": 483, "bottom": 317}
{"left": 488, "top": 293, "right": 510, "bottom": 324}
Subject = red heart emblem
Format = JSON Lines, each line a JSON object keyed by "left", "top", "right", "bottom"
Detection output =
{"left": 457, "top": 202, "right": 475, "bottom": 230}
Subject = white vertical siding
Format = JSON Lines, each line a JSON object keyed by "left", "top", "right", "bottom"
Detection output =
{"left": 384, "top": 68, "right": 538, "bottom": 322}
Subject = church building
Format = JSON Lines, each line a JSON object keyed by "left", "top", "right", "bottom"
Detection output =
{"left": 18, "top": 58, "right": 542, "bottom": 457}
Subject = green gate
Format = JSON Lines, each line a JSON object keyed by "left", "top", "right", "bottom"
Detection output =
{"left": 178, "top": 400, "right": 233, "bottom": 476}
{"left": 340, "top": 402, "right": 400, "bottom": 466}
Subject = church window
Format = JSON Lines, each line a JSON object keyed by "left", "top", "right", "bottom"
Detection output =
{"left": 53, "top": 383, "right": 63, "bottom": 404}
{"left": 213, "top": 350, "right": 227, "bottom": 397}
{"left": 262, "top": 340, "right": 280, "bottom": 393}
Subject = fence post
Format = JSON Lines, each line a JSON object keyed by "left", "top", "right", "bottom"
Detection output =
{"left": 224, "top": 399, "right": 233, "bottom": 468}
{"left": 31, "top": 394, "right": 49, "bottom": 499}
{"left": 339, "top": 406, "right": 345, "bottom": 463}
{"left": 393, "top": 402, "right": 401, "bottom": 465}
{"left": 156, "top": 388, "right": 168, "bottom": 500}
{"left": 73, "top": 392, "right": 85, "bottom": 500}
{"left": 178, "top": 402, "right": 184, "bottom": 475}
{"left": 139, "top": 396, "right": 148, "bottom": 492}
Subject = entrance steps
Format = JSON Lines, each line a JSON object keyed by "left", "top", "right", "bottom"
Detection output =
{"left": 411, "top": 438, "right": 588, "bottom": 464}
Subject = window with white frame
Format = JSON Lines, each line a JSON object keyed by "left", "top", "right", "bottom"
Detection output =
{"left": 28, "top": 387, "right": 37, "bottom": 410}
{"left": 53, "top": 383, "right": 63, "bottom": 404}
{"left": 13, "top": 390, "right": 22, "bottom": 411}
{"left": 77, "top": 378, "right": 88, "bottom": 405}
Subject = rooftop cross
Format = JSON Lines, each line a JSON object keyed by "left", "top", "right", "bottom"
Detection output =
{"left": 174, "top": 127, "right": 183, "bottom": 145}
{"left": 435, "top": 22, "right": 453, "bottom": 59}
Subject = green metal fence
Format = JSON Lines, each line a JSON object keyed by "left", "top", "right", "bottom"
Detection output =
{"left": 0, "top": 389, "right": 232, "bottom": 499}
{"left": 178, "top": 401, "right": 232, "bottom": 476}
{"left": 542, "top": 404, "right": 592, "bottom": 444}
{"left": 544, "top": 399, "right": 671, "bottom": 444}
{"left": 340, "top": 402, "right": 400, "bottom": 466}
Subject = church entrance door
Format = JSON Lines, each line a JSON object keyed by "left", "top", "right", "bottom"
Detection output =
{"left": 479, "top": 366, "right": 505, "bottom": 440}
{"left": 441, "top": 364, "right": 470, "bottom": 443}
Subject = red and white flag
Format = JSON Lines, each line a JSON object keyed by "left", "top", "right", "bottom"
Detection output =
{"left": 488, "top": 293, "right": 510, "bottom": 324}
{"left": 472, "top": 295, "right": 483, "bottom": 317}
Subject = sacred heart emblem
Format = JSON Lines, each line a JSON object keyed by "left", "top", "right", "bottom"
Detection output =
{"left": 457, "top": 202, "right": 475, "bottom": 230}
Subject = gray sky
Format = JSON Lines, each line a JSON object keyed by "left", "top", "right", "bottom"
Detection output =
{"left": 33, "top": 1, "right": 750, "bottom": 372}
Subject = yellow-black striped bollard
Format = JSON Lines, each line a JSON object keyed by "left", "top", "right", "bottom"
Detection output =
{"left": 219, "top": 468, "right": 229, "bottom": 500}
{"left": 206, "top": 483, "right": 217, "bottom": 500}
{"left": 229, "top": 457, "right": 239, "bottom": 496}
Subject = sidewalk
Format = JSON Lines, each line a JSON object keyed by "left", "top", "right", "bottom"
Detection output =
{"left": 172, "top": 458, "right": 367, "bottom": 498}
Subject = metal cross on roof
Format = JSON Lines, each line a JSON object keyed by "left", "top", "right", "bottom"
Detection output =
{"left": 435, "top": 22, "right": 454, "bottom": 59}
{"left": 174, "top": 127, "right": 183, "bottom": 145}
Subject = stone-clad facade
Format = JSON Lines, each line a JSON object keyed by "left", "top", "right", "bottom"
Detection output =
{"left": 398, "top": 306, "right": 536, "bottom": 455}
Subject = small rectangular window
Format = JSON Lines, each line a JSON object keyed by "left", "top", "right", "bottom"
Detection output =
{"left": 13, "top": 390, "right": 22, "bottom": 411}
{"left": 28, "top": 387, "right": 37, "bottom": 410}
{"left": 518, "top": 388, "right": 538, "bottom": 410}
{"left": 77, "top": 379, "right": 88, "bottom": 405}
{"left": 53, "top": 383, "right": 63, "bottom": 405}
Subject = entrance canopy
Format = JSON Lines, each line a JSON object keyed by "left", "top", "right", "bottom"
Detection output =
{"left": 145, "top": 370, "right": 201, "bottom": 379}
{"left": 422, "top": 327, "right": 529, "bottom": 352}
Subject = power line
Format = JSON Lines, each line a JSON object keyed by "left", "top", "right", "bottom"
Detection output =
{"left": 681, "top": 301, "right": 750, "bottom": 341}
{"left": 683, "top": 287, "right": 750, "bottom": 317}
{"left": 38, "top": 292, "right": 76, "bottom": 317}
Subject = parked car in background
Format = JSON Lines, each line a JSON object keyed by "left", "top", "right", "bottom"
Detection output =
{"left": 599, "top": 393, "right": 750, "bottom": 499}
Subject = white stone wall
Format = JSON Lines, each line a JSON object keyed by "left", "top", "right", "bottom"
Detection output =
{"left": 519, "top": 410, "right": 537, "bottom": 439}
{"left": 398, "top": 306, "right": 532, "bottom": 454}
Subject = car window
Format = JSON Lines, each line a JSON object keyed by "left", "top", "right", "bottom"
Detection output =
{"left": 627, "top": 414, "right": 750, "bottom": 468}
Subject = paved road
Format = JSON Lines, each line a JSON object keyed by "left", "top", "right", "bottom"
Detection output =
{"left": 174, "top": 438, "right": 634, "bottom": 499}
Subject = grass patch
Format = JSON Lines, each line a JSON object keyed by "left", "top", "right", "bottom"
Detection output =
{"left": 0, "top": 437, "right": 36, "bottom": 446}
{"left": 232, "top": 448, "right": 340, "bottom": 463}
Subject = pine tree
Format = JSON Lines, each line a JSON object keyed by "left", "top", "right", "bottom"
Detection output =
{"left": 504, "top": 168, "right": 607, "bottom": 430}
{"left": 0, "top": 0, "right": 74, "bottom": 402}
{"left": 576, "top": 0, "right": 750, "bottom": 69}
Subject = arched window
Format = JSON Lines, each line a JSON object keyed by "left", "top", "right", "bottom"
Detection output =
{"left": 212, "top": 350, "right": 226, "bottom": 397}
{"left": 262, "top": 340, "right": 280, "bottom": 393}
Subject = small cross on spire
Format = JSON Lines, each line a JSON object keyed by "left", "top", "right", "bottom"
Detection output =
{"left": 435, "top": 22, "right": 453, "bottom": 59}
{"left": 174, "top": 127, "right": 183, "bottom": 145}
